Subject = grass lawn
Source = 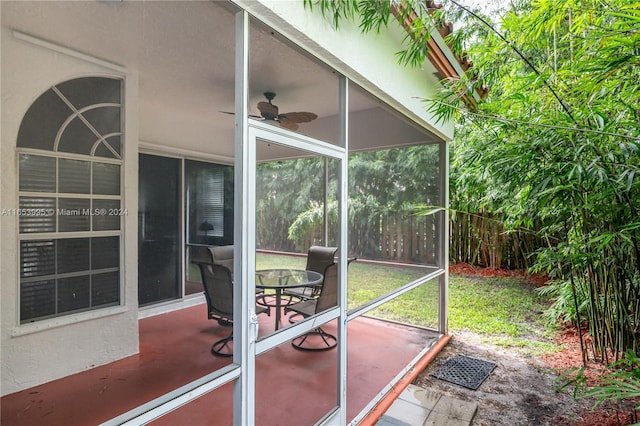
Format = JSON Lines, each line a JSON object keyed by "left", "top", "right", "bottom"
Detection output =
{"left": 447, "top": 275, "right": 558, "bottom": 354}
{"left": 257, "top": 252, "right": 558, "bottom": 355}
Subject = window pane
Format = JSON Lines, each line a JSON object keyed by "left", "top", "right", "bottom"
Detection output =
{"left": 20, "top": 240, "right": 55, "bottom": 278}
{"left": 16, "top": 88, "right": 71, "bottom": 152}
{"left": 59, "top": 159, "right": 90, "bottom": 194}
{"left": 19, "top": 154, "right": 56, "bottom": 193}
{"left": 92, "top": 199, "right": 120, "bottom": 231}
{"left": 20, "top": 280, "right": 56, "bottom": 322}
{"left": 58, "top": 275, "right": 90, "bottom": 313}
{"left": 54, "top": 77, "right": 122, "bottom": 158}
{"left": 57, "top": 117, "right": 96, "bottom": 156}
{"left": 92, "top": 271, "right": 120, "bottom": 306}
{"left": 57, "top": 238, "right": 90, "bottom": 274}
{"left": 83, "top": 107, "right": 121, "bottom": 144}
{"left": 56, "top": 77, "right": 121, "bottom": 110}
{"left": 93, "top": 163, "right": 120, "bottom": 195}
{"left": 17, "top": 77, "right": 122, "bottom": 155}
{"left": 185, "top": 160, "right": 232, "bottom": 295}
{"left": 186, "top": 160, "right": 231, "bottom": 245}
{"left": 18, "top": 197, "right": 56, "bottom": 233}
{"left": 92, "top": 237, "right": 119, "bottom": 270}
{"left": 58, "top": 198, "right": 90, "bottom": 232}
{"left": 94, "top": 135, "right": 122, "bottom": 159}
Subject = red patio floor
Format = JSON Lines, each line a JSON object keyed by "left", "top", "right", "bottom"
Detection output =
{"left": 1, "top": 303, "right": 440, "bottom": 425}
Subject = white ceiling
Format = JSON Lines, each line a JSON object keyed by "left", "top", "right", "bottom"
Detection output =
{"left": 2, "top": 1, "right": 440, "bottom": 161}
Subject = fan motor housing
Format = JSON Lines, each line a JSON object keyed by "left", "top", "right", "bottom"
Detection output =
{"left": 257, "top": 101, "right": 279, "bottom": 120}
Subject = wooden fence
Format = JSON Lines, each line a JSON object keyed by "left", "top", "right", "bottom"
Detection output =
{"left": 449, "top": 212, "right": 543, "bottom": 270}
{"left": 275, "top": 211, "right": 543, "bottom": 270}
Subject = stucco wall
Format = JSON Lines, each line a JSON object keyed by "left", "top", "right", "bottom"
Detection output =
{"left": 1, "top": 28, "right": 140, "bottom": 396}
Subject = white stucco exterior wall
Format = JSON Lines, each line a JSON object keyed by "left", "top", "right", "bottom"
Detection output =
{"left": 1, "top": 29, "right": 140, "bottom": 396}
{"left": 235, "top": 0, "right": 455, "bottom": 142}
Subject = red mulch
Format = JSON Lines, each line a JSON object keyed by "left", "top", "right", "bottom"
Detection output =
{"left": 541, "top": 327, "right": 638, "bottom": 425}
{"left": 450, "top": 262, "right": 638, "bottom": 425}
{"left": 449, "top": 261, "right": 548, "bottom": 285}
{"left": 541, "top": 327, "right": 608, "bottom": 386}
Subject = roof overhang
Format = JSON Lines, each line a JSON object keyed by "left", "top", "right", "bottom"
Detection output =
{"left": 392, "top": 0, "right": 487, "bottom": 105}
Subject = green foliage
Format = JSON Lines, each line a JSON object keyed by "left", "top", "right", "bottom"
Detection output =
{"left": 304, "top": 0, "right": 445, "bottom": 68}
{"left": 303, "top": 0, "right": 640, "bottom": 363}
{"left": 563, "top": 350, "right": 640, "bottom": 413}
{"left": 303, "top": 0, "right": 359, "bottom": 30}
{"left": 536, "top": 278, "right": 589, "bottom": 326}
{"left": 433, "top": 0, "right": 640, "bottom": 362}
{"left": 278, "top": 1, "right": 640, "bottom": 414}
{"left": 287, "top": 200, "right": 338, "bottom": 242}
{"left": 256, "top": 157, "right": 336, "bottom": 250}
{"left": 259, "top": 145, "right": 440, "bottom": 257}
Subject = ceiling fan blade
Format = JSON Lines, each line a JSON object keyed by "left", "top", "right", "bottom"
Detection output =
{"left": 279, "top": 112, "right": 317, "bottom": 124}
{"left": 219, "top": 110, "right": 262, "bottom": 119}
{"left": 278, "top": 118, "right": 299, "bottom": 131}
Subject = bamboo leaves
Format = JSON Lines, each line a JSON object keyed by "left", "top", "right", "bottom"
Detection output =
{"left": 437, "top": 0, "right": 640, "bottom": 360}
{"left": 302, "top": 0, "right": 640, "bottom": 359}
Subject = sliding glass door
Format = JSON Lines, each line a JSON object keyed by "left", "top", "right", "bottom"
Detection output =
{"left": 138, "top": 154, "right": 181, "bottom": 305}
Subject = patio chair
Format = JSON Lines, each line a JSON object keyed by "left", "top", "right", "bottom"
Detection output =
{"left": 284, "top": 258, "right": 356, "bottom": 351}
{"left": 209, "top": 244, "right": 267, "bottom": 302}
{"left": 208, "top": 245, "right": 234, "bottom": 273}
{"left": 196, "top": 261, "right": 269, "bottom": 357}
{"left": 283, "top": 246, "right": 337, "bottom": 303}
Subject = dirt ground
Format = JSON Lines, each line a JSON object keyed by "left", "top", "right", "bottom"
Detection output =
{"left": 413, "top": 331, "right": 637, "bottom": 425}
{"left": 412, "top": 264, "right": 638, "bottom": 425}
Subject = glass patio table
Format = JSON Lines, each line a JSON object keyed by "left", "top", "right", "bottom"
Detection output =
{"left": 256, "top": 269, "right": 323, "bottom": 330}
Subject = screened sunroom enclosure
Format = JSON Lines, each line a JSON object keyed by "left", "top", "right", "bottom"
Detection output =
{"left": 1, "top": 1, "right": 452, "bottom": 425}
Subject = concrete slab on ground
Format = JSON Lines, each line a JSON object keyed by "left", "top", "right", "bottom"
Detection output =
{"left": 376, "top": 384, "right": 477, "bottom": 426}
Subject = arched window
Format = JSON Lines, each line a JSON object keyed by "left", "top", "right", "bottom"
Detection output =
{"left": 17, "top": 76, "right": 123, "bottom": 323}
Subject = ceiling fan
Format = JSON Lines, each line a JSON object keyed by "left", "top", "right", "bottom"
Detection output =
{"left": 256, "top": 92, "right": 317, "bottom": 130}
{"left": 222, "top": 92, "right": 318, "bottom": 131}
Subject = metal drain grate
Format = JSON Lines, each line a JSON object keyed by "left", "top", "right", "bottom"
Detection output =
{"left": 431, "top": 354, "right": 496, "bottom": 390}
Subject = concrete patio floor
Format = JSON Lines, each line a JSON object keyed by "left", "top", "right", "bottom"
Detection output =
{"left": 2, "top": 303, "right": 442, "bottom": 425}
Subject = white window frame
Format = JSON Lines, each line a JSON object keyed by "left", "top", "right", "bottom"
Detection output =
{"left": 15, "top": 76, "right": 125, "bottom": 327}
